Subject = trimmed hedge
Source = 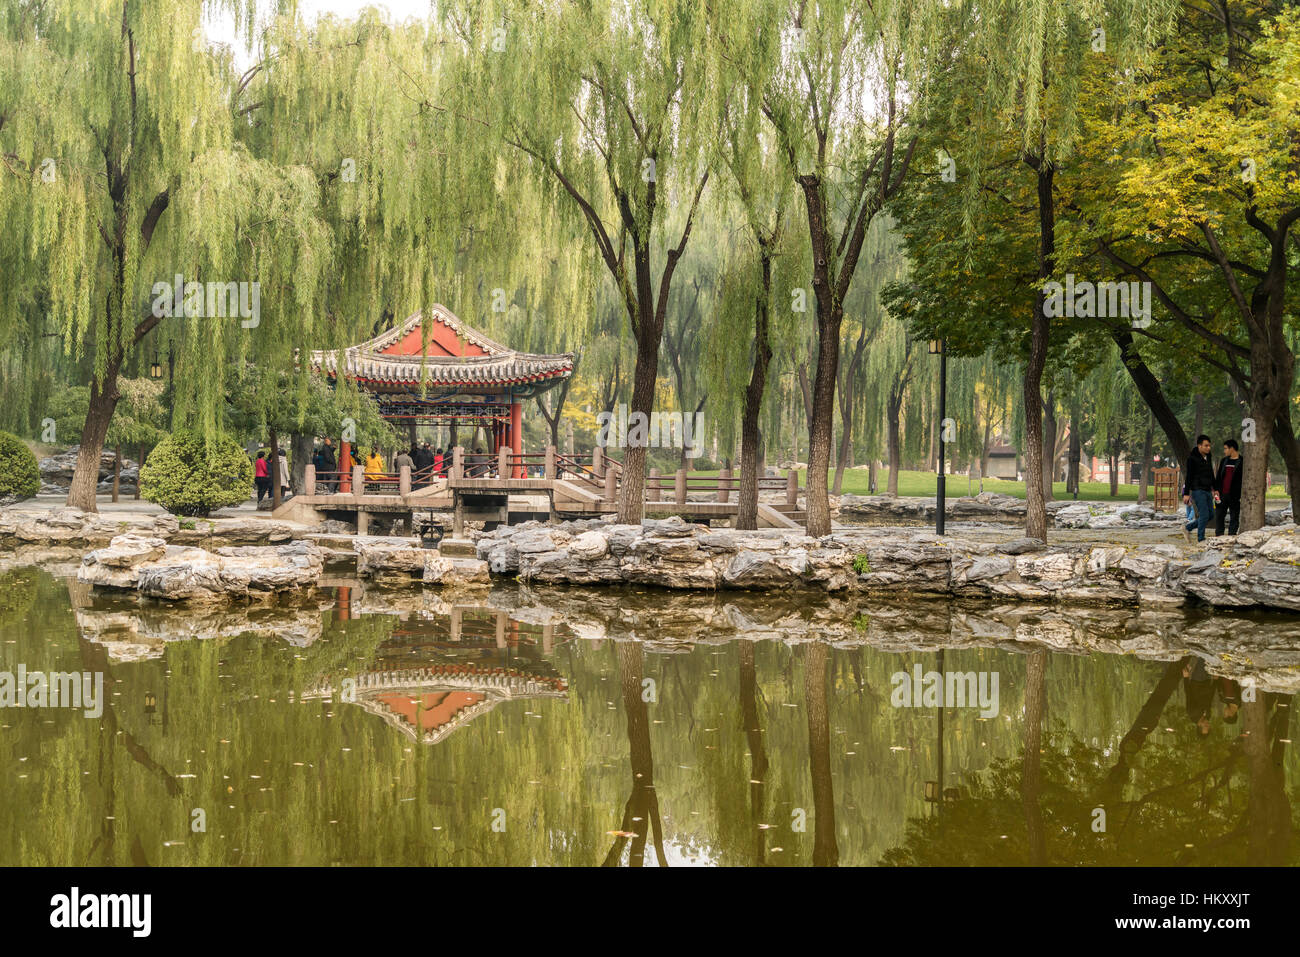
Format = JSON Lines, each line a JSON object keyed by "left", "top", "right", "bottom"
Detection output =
{"left": 0, "top": 432, "right": 40, "bottom": 502}
{"left": 140, "top": 431, "right": 253, "bottom": 517}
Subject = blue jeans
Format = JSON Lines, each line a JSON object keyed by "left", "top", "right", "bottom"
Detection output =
{"left": 1186, "top": 489, "right": 1213, "bottom": 541}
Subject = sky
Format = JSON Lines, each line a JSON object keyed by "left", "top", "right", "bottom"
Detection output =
{"left": 210, "top": 0, "right": 432, "bottom": 68}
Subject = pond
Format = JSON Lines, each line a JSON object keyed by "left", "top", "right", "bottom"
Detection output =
{"left": 0, "top": 565, "right": 1295, "bottom": 866}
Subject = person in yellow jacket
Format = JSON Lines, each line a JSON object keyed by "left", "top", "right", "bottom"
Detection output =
{"left": 364, "top": 448, "right": 385, "bottom": 491}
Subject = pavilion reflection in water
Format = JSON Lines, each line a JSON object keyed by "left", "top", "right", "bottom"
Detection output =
{"left": 302, "top": 589, "right": 569, "bottom": 745}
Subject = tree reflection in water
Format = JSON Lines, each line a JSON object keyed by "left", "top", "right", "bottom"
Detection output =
{"left": 0, "top": 568, "right": 1292, "bottom": 866}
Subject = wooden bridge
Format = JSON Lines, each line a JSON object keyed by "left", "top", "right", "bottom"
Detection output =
{"left": 273, "top": 446, "right": 807, "bottom": 533}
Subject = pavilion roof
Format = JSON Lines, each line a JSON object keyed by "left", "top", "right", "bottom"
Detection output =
{"left": 310, "top": 306, "right": 574, "bottom": 393}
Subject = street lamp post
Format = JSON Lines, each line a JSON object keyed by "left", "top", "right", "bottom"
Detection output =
{"left": 930, "top": 339, "right": 947, "bottom": 535}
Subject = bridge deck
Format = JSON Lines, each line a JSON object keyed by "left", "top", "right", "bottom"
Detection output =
{"left": 276, "top": 473, "right": 804, "bottom": 529}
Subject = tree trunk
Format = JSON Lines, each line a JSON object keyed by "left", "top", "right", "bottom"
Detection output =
{"left": 1109, "top": 448, "right": 1119, "bottom": 497}
{"left": 1110, "top": 327, "right": 1191, "bottom": 465}
{"left": 66, "top": 371, "right": 121, "bottom": 512}
{"left": 1022, "top": 156, "right": 1054, "bottom": 541}
{"left": 1041, "top": 391, "right": 1057, "bottom": 501}
{"left": 291, "top": 433, "right": 313, "bottom": 495}
{"left": 617, "top": 331, "right": 658, "bottom": 525}
{"left": 804, "top": 641, "right": 838, "bottom": 867}
{"left": 269, "top": 429, "right": 282, "bottom": 511}
{"left": 1272, "top": 406, "right": 1300, "bottom": 520}
{"left": 1067, "top": 397, "right": 1081, "bottom": 495}
{"left": 111, "top": 445, "right": 121, "bottom": 503}
{"left": 1138, "top": 415, "right": 1153, "bottom": 504}
{"left": 886, "top": 395, "right": 903, "bottom": 496}
{"left": 738, "top": 642, "right": 769, "bottom": 863}
{"left": 1241, "top": 393, "right": 1280, "bottom": 532}
{"left": 1021, "top": 648, "right": 1048, "bottom": 865}
{"left": 1243, "top": 696, "right": 1291, "bottom": 865}
{"left": 135, "top": 443, "right": 144, "bottom": 500}
{"left": 736, "top": 259, "right": 774, "bottom": 531}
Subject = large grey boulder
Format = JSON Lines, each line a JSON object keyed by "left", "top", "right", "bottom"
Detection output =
{"left": 1182, "top": 526, "right": 1300, "bottom": 611}
{"left": 80, "top": 537, "right": 323, "bottom": 601}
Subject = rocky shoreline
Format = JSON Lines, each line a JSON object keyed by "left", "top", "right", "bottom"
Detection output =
{"left": 838, "top": 491, "right": 1296, "bottom": 528}
{"left": 7, "top": 503, "right": 1300, "bottom": 614}
{"left": 68, "top": 579, "right": 1300, "bottom": 694}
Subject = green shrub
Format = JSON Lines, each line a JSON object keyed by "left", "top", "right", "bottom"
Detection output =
{"left": 140, "top": 431, "right": 253, "bottom": 517}
{"left": 0, "top": 432, "right": 40, "bottom": 503}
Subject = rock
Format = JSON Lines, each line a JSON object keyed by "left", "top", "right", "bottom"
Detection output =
{"left": 354, "top": 539, "right": 427, "bottom": 578}
{"left": 38, "top": 446, "right": 138, "bottom": 488}
{"left": 998, "top": 537, "right": 1045, "bottom": 555}
{"left": 80, "top": 538, "right": 323, "bottom": 601}
{"left": 723, "top": 548, "right": 808, "bottom": 587}
{"left": 1183, "top": 526, "right": 1300, "bottom": 611}
{"left": 569, "top": 530, "right": 609, "bottom": 560}
{"left": 77, "top": 535, "right": 168, "bottom": 588}
{"left": 423, "top": 556, "right": 491, "bottom": 585}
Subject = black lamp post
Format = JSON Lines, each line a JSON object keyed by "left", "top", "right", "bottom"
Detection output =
{"left": 930, "top": 339, "right": 947, "bottom": 534}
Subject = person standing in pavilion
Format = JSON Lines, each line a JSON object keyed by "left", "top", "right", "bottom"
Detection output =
{"left": 365, "top": 447, "right": 385, "bottom": 493}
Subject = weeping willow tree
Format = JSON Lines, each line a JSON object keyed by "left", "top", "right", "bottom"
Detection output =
{"left": 707, "top": 0, "right": 951, "bottom": 535}
{"left": 1, "top": 0, "right": 340, "bottom": 510}
{"left": 706, "top": 41, "right": 806, "bottom": 529}
{"left": 444, "top": 0, "right": 721, "bottom": 524}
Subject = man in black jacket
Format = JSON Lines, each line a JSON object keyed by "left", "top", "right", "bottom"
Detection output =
{"left": 411, "top": 442, "right": 433, "bottom": 488}
{"left": 318, "top": 438, "right": 338, "bottom": 492}
{"left": 1182, "top": 434, "right": 1215, "bottom": 543}
{"left": 1214, "top": 438, "right": 1243, "bottom": 536}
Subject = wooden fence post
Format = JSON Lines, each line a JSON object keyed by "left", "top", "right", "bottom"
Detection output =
{"left": 675, "top": 468, "right": 687, "bottom": 506}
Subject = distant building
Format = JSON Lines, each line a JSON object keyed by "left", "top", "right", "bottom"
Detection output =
{"left": 986, "top": 442, "right": 1019, "bottom": 480}
{"left": 1090, "top": 455, "right": 1134, "bottom": 484}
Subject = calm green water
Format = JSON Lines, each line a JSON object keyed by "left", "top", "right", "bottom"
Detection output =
{"left": 0, "top": 566, "right": 1295, "bottom": 866}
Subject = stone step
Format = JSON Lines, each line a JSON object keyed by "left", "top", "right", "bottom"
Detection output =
{"left": 437, "top": 537, "right": 477, "bottom": 557}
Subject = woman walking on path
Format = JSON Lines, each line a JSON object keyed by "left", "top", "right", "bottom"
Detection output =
{"left": 277, "top": 448, "right": 291, "bottom": 498}
{"left": 254, "top": 450, "right": 272, "bottom": 503}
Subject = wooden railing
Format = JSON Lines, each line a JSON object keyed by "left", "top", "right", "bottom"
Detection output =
{"left": 300, "top": 448, "right": 802, "bottom": 509}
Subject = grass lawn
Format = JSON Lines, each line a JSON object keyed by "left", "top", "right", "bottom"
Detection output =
{"left": 794, "top": 468, "right": 1290, "bottom": 504}
{"left": 684, "top": 466, "right": 1288, "bottom": 504}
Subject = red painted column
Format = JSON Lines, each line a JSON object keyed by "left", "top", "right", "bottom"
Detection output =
{"left": 339, "top": 441, "right": 353, "bottom": 493}
{"left": 510, "top": 400, "right": 523, "bottom": 478}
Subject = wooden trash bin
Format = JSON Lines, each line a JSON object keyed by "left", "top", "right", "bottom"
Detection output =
{"left": 1152, "top": 466, "right": 1180, "bottom": 512}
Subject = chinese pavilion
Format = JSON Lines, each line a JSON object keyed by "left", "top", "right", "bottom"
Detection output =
{"left": 311, "top": 306, "right": 574, "bottom": 478}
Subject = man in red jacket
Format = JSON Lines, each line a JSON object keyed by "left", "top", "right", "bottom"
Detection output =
{"left": 1214, "top": 439, "right": 1243, "bottom": 536}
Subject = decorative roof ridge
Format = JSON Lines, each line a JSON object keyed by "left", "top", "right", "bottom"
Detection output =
{"left": 309, "top": 306, "right": 574, "bottom": 366}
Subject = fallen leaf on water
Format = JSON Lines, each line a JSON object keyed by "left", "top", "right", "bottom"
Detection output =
{"left": 606, "top": 830, "right": 639, "bottom": 838}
